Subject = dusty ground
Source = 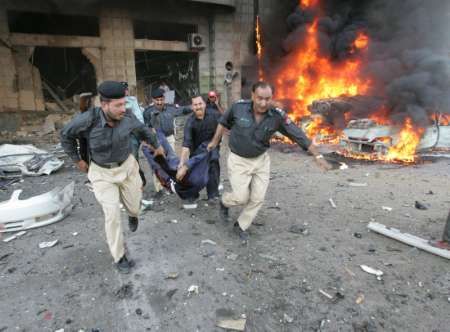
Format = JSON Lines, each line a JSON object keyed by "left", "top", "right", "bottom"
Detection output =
{"left": 1, "top": 139, "right": 449, "bottom": 332}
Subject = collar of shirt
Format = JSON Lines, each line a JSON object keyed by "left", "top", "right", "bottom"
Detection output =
{"left": 246, "top": 102, "right": 275, "bottom": 122}
{"left": 153, "top": 105, "right": 167, "bottom": 115}
{"left": 99, "top": 109, "right": 109, "bottom": 127}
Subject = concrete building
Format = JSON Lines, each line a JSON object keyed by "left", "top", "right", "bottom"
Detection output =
{"left": 0, "top": 0, "right": 277, "bottom": 139}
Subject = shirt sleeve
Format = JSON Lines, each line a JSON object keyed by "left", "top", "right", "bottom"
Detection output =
{"left": 174, "top": 105, "right": 192, "bottom": 117}
{"left": 182, "top": 116, "right": 194, "bottom": 149}
{"left": 131, "top": 114, "right": 160, "bottom": 148}
{"left": 277, "top": 114, "right": 312, "bottom": 151}
{"left": 60, "top": 111, "right": 94, "bottom": 162}
{"left": 218, "top": 105, "right": 234, "bottom": 129}
{"left": 143, "top": 107, "right": 153, "bottom": 128}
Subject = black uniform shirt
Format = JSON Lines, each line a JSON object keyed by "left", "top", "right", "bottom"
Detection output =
{"left": 143, "top": 104, "right": 192, "bottom": 136}
{"left": 219, "top": 100, "right": 311, "bottom": 158}
{"left": 183, "top": 108, "right": 221, "bottom": 154}
{"left": 60, "top": 107, "right": 160, "bottom": 164}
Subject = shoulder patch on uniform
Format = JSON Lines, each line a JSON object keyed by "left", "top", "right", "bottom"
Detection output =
{"left": 274, "top": 107, "right": 286, "bottom": 116}
{"left": 273, "top": 107, "right": 292, "bottom": 124}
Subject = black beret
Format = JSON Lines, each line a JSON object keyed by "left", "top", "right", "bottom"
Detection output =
{"left": 151, "top": 88, "right": 165, "bottom": 98}
{"left": 98, "top": 81, "right": 126, "bottom": 99}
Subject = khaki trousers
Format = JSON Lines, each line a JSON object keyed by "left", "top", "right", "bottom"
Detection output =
{"left": 88, "top": 155, "right": 142, "bottom": 262}
{"left": 153, "top": 134, "right": 175, "bottom": 192}
{"left": 222, "top": 151, "right": 270, "bottom": 230}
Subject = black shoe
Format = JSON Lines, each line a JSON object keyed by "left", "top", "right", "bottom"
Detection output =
{"left": 116, "top": 255, "right": 134, "bottom": 274}
{"left": 233, "top": 222, "right": 249, "bottom": 241}
{"left": 128, "top": 216, "right": 138, "bottom": 232}
{"left": 219, "top": 201, "right": 229, "bottom": 222}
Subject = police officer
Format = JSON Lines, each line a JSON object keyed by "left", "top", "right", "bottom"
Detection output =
{"left": 143, "top": 88, "right": 192, "bottom": 196}
{"left": 60, "top": 81, "right": 164, "bottom": 273}
{"left": 177, "top": 94, "right": 222, "bottom": 205}
{"left": 207, "top": 81, "right": 332, "bottom": 241}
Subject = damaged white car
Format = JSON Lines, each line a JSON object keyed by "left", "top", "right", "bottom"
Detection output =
{"left": 339, "top": 118, "right": 450, "bottom": 157}
{"left": 0, "top": 182, "right": 74, "bottom": 232}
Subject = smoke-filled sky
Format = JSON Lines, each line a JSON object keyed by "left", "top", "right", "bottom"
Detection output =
{"left": 265, "top": 0, "right": 450, "bottom": 125}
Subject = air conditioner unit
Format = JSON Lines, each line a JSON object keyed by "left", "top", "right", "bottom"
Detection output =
{"left": 188, "top": 33, "right": 205, "bottom": 50}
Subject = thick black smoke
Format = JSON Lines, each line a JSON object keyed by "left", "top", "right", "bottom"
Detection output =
{"left": 264, "top": 0, "right": 450, "bottom": 126}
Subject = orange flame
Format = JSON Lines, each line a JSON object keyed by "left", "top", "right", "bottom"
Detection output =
{"left": 256, "top": 15, "right": 264, "bottom": 80}
{"left": 353, "top": 31, "right": 369, "bottom": 50}
{"left": 300, "top": 0, "right": 318, "bottom": 7}
{"left": 368, "top": 106, "right": 391, "bottom": 125}
{"left": 275, "top": 17, "right": 371, "bottom": 124}
{"left": 386, "top": 118, "right": 424, "bottom": 163}
{"left": 305, "top": 116, "right": 341, "bottom": 144}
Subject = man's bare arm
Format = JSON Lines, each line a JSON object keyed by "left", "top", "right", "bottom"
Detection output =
{"left": 179, "top": 147, "right": 190, "bottom": 168}
{"left": 207, "top": 124, "right": 226, "bottom": 151}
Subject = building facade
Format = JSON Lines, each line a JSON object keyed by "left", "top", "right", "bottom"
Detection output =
{"left": 0, "top": 0, "right": 276, "bottom": 136}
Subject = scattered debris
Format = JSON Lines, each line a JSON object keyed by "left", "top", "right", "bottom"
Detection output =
{"left": 216, "top": 318, "right": 246, "bottom": 331}
{"left": 167, "top": 219, "right": 178, "bottom": 224}
{"left": 187, "top": 285, "right": 199, "bottom": 295}
{"left": 3, "top": 231, "right": 26, "bottom": 242}
{"left": 288, "top": 224, "right": 308, "bottom": 235}
{"left": 329, "top": 198, "right": 337, "bottom": 208}
{"left": 349, "top": 182, "right": 368, "bottom": 187}
{"left": 0, "top": 144, "right": 64, "bottom": 178}
{"left": 135, "top": 308, "right": 143, "bottom": 316}
{"left": 382, "top": 206, "right": 393, "bottom": 212}
{"left": 201, "top": 239, "right": 217, "bottom": 246}
{"left": 166, "top": 289, "right": 178, "bottom": 299}
{"left": 283, "top": 313, "right": 294, "bottom": 323}
{"left": 166, "top": 272, "right": 179, "bottom": 280}
{"left": 0, "top": 182, "right": 74, "bottom": 232}
{"left": 72, "top": 232, "right": 78, "bottom": 236}
{"left": 141, "top": 199, "right": 154, "bottom": 211}
{"left": 318, "top": 289, "right": 334, "bottom": 300}
{"left": 216, "top": 267, "right": 225, "bottom": 272}
{"left": 368, "top": 221, "right": 450, "bottom": 259}
{"left": 39, "top": 240, "right": 58, "bottom": 249}
{"left": 227, "top": 253, "right": 239, "bottom": 261}
{"left": 339, "top": 162, "right": 349, "bottom": 170}
{"left": 115, "top": 283, "right": 133, "bottom": 299}
{"left": 360, "top": 264, "right": 383, "bottom": 280}
{"left": 353, "top": 232, "right": 362, "bottom": 238}
{"left": 356, "top": 293, "right": 365, "bottom": 304}
{"left": 414, "top": 201, "right": 428, "bottom": 210}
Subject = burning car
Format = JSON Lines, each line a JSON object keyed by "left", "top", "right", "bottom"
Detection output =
{"left": 339, "top": 117, "right": 450, "bottom": 162}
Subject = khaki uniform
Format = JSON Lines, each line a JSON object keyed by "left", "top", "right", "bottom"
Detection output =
{"left": 218, "top": 100, "right": 311, "bottom": 231}
{"left": 153, "top": 134, "right": 175, "bottom": 192}
{"left": 88, "top": 155, "right": 142, "bottom": 262}
{"left": 222, "top": 151, "right": 270, "bottom": 230}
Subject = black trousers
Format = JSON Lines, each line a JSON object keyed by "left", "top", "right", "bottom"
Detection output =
{"left": 206, "top": 159, "right": 220, "bottom": 199}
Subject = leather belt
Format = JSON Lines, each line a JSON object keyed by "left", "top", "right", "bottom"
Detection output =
{"left": 93, "top": 160, "right": 124, "bottom": 169}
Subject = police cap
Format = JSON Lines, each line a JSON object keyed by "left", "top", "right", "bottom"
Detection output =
{"left": 151, "top": 88, "right": 165, "bottom": 98}
{"left": 97, "top": 81, "right": 126, "bottom": 99}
